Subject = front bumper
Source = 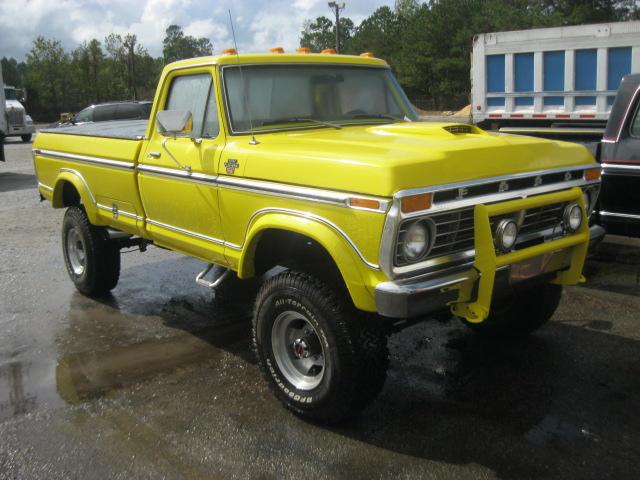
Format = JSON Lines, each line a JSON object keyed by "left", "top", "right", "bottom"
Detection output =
{"left": 8, "top": 124, "right": 35, "bottom": 136}
{"left": 375, "top": 188, "right": 593, "bottom": 321}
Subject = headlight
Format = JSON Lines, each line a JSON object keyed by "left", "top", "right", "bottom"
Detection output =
{"left": 563, "top": 203, "right": 583, "bottom": 232}
{"left": 402, "top": 220, "right": 433, "bottom": 262}
{"left": 495, "top": 219, "right": 518, "bottom": 252}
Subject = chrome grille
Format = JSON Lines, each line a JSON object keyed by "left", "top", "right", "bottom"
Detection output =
{"left": 394, "top": 202, "right": 567, "bottom": 267}
{"left": 8, "top": 109, "right": 24, "bottom": 126}
{"left": 395, "top": 208, "right": 474, "bottom": 266}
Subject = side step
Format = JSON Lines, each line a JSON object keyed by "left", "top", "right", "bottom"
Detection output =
{"left": 195, "top": 264, "right": 230, "bottom": 289}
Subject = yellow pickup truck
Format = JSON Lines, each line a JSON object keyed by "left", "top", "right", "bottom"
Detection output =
{"left": 33, "top": 52, "right": 602, "bottom": 422}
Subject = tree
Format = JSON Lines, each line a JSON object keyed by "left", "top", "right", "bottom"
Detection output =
{"left": 162, "top": 25, "right": 213, "bottom": 63}
{"left": 24, "top": 36, "right": 71, "bottom": 118}
{"left": 1, "top": 57, "right": 26, "bottom": 87}
{"left": 73, "top": 39, "right": 105, "bottom": 104}
{"left": 300, "top": 16, "right": 355, "bottom": 52}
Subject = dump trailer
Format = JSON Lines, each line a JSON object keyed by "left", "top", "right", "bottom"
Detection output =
{"left": 472, "top": 21, "right": 640, "bottom": 141}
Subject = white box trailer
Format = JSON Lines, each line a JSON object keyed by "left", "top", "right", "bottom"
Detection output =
{"left": 471, "top": 21, "right": 640, "bottom": 134}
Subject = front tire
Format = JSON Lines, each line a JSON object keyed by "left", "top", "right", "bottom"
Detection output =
{"left": 253, "top": 270, "right": 388, "bottom": 423}
{"left": 461, "top": 283, "right": 563, "bottom": 337}
{"left": 62, "top": 206, "right": 121, "bottom": 296}
{"left": 21, "top": 134, "right": 32, "bottom": 143}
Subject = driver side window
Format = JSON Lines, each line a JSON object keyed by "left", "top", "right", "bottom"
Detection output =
{"left": 165, "top": 73, "right": 219, "bottom": 138}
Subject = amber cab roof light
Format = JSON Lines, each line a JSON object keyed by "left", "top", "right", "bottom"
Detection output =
{"left": 270, "top": 47, "right": 285, "bottom": 54}
{"left": 321, "top": 48, "right": 337, "bottom": 54}
{"left": 222, "top": 48, "right": 237, "bottom": 55}
{"left": 296, "top": 47, "right": 311, "bottom": 54}
{"left": 360, "top": 51, "right": 375, "bottom": 57}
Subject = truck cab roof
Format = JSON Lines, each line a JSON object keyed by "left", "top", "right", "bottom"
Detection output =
{"left": 165, "top": 53, "right": 389, "bottom": 70}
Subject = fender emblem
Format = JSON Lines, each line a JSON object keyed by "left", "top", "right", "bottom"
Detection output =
{"left": 224, "top": 159, "right": 239, "bottom": 174}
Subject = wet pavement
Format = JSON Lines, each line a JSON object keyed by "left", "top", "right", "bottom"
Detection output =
{"left": 1, "top": 138, "right": 639, "bottom": 479}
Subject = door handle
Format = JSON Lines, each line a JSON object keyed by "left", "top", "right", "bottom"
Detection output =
{"left": 148, "top": 151, "right": 161, "bottom": 158}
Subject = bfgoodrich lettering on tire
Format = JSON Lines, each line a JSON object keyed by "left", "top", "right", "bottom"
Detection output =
{"left": 252, "top": 270, "right": 388, "bottom": 423}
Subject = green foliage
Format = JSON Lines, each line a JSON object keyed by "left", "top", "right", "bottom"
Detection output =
{"left": 300, "top": 16, "right": 355, "bottom": 52}
{"left": 162, "top": 25, "right": 214, "bottom": 63}
{"left": 3, "top": 24, "right": 209, "bottom": 121}
{"left": 303, "top": 0, "right": 640, "bottom": 109}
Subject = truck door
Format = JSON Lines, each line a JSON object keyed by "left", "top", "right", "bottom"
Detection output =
{"left": 139, "top": 69, "right": 227, "bottom": 264}
{"left": 599, "top": 100, "right": 640, "bottom": 236}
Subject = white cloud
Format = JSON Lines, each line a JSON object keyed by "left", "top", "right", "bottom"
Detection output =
{"left": 0, "top": 0, "right": 394, "bottom": 59}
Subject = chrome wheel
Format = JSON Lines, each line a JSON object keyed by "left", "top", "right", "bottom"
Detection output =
{"left": 66, "top": 227, "right": 86, "bottom": 275}
{"left": 271, "top": 310, "right": 326, "bottom": 390}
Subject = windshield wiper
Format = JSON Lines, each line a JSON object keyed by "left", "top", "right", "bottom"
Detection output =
{"left": 348, "top": 113, "right": 408, "bottom": 122}
{"left": 260, "top": 117, "right": 342, "bottom": 130}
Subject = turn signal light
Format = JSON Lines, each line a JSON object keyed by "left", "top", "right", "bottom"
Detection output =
{"left": 584, "top": 168, "right": 601, "bottom": 181}
{"left": 270, "top": 47, "right": 284, "bottom": 54}
{"left": 296, "top": 47, "right": 311, "bottom": 54}
{"left": 222, "top": 48, "right": 237, "bottom": 55}
{"left": 360, "top": 51, "right": 374, "bottom": 57}
{"left": 321, "top": 48, "right": 337, "bottom": 54}
{"left": 349, "top": 197, "right": 381, "bottom": 210}
{"left": 401, "top": 193, "right": 433, "bottom": 213}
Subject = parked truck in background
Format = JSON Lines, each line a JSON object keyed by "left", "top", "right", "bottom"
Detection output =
{"left": 472, "top": 21, "right": 640, "bottom": 141}
{"left": 0, "top": 66, "right": 6, "bottom": 161}
{"left": 3, "top": 84, "right": 35, "bottom": 143}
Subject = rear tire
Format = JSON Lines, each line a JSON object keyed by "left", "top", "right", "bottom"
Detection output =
{"left": 21, "top": 134, "right": 32, "bottom": 143}
{"left": 62, "top": 206, "right": 121, "bottom": 296}
{"left": 460, "top": 283, "right": 562, "bottom": 337}
{"left": 253, "top": 270, "right": 388, "bottom": 423}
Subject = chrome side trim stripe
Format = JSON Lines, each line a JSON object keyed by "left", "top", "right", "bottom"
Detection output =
{"left": 217, "top": 175, "right": 389, "bottom": 211}
{"left": 599, "top": 211, "right": 640, "bottom": 220}
{"left": 38, "top": 182, "right": 53, "bottom": 192}
{"left": 137, "top": 164, "right": 218, "bottom": 186}
{"left": 138, "top": 164, "right": 389, "bottom": 212}
{"left": 96, "top": 203, "right": 144, "bottom": 221}
{"left": 243, "top": 207, "right": 380, "bottom": 270}
{"left": 146, "top": 218, "right": 226, "bottom": 246}
{"left": 35, "top": 149, "right": 135, "bottom": 170}
{"left": 36, "top": 148, "right": 389, "bottom": 213}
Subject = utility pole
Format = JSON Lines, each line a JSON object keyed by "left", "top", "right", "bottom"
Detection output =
{"left": 328, "top": 2, "right": 345, "bottom": 53}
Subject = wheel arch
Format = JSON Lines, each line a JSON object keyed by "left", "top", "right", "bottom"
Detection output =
{"left": 238, "top": 211, "right": 378, "bottom": 312}
{"left": 52, "top": 170, "right": 100, "bottom": 223}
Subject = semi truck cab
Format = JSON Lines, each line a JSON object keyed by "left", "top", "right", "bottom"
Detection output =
{"left": 3, "top": 85, "right": 35, "bottom": 143}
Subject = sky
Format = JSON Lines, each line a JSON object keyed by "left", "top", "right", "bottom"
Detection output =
{"left": 0, "top": 0, "right": 395, "bottom": 61}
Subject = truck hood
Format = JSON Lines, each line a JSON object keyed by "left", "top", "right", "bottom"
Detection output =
{"left": 239, "top": 122, "right": 595, "bottom": 198}
{"left": 6, "top": 100, "right": 24, "bottom": 111}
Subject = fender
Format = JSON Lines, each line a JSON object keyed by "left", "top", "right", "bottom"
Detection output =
{"left": 238, "top": 210, "right": 381, "bottom": 312}
{"left": 51, "top": 169, "right": 101, "bottom": 224}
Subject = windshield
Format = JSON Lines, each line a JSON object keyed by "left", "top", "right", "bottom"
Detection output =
{"left": 223, "top": 65, "right": 418, "bottom": 133}
{"left": 4, "top": 88, "right": 17, "bottom": 101}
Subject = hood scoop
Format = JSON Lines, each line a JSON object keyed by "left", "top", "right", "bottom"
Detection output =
{"left": 443, "top": 124, "right": 475, "bottom": 134}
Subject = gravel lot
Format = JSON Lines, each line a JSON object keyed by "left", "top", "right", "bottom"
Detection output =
{"left": 1, "top": 137, "right": 639, "bottom": 479}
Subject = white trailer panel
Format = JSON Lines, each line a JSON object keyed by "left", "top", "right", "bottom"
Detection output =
{"left": 472, "top": 21, "right": 640, "bottom": 125}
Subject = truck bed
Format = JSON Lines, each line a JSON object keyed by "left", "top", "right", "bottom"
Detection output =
{"left": 39, "top": 119, "right": 148, "bottom": 140}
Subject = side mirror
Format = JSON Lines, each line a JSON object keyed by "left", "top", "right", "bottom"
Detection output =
{"left": 156, "top": 110, "right": 193, "bottom": 137}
